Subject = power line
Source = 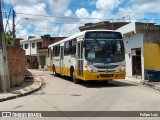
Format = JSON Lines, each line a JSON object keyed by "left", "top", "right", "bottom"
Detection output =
{"left": 15, "top": 12, "right": 160, "bottom": 21}
{"left": 18, "top": 0, "right": 160, "bottom": 22}
{"left": 8, "top": 0, "right": 13, "bottom": 8}
{"left": 2, "top": 0, "right": 12, "bottom": 32}
{"left": 22, "top": 18, "right": 86, "bottom": 24}
{"left": 15, "top": 12, "right": 119, "bottom": 20}
{"left": 23, "top": 0, "right": 75, "bottom": 24}
{"left": 20, "top": 0, "right": 61, "bottom": 27}
{"left": 5, "top": 8, "right": 11, "bottom": 32}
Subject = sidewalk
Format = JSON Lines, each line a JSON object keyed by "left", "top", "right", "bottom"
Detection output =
{"left": 126, "top": 77, "right": 160, "bottom": 91}
{"left": 0, "top": 69, "right": 42, "bottom": 102}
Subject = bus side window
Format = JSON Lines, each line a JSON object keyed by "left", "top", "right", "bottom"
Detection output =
{"left": 69, "top": 40, "right": 72, "bottom": 54}
{"left": 64, "top": 41, "right": 70, "bottom": 55}
{"left": 55, "top": 46, "right": 57, "bottom": 56}
{"left": 57, "top": 45, "right": 60, "bottom": 56}
{"left": 71, "top": 39, "right": 76, "bottom": 54}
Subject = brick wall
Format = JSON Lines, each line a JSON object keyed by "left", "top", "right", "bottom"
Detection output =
{"left": 7, "top": 46, "right": 27, "bottom": 87}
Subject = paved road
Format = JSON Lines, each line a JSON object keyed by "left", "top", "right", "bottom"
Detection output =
{"left": 0, "top": 70, "right": 160, "bottom": 120}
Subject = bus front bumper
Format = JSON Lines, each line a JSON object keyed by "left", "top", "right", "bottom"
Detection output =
{"left": 81, "top": 70, "right": 126, "bottom": 81}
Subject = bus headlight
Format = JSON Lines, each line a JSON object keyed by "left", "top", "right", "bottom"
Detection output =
{"left": 119, "top": 65, "right": 125, "bottom": 72}
{"left": 85, "top": 66, "right": 96, "bottom": 72}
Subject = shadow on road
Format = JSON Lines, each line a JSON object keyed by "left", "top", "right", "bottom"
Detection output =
{"left": 80, "top": 80, "right": 138, "bottom": 88}
{"left": 50, "top": 74, "right": 138, "bottom": 88}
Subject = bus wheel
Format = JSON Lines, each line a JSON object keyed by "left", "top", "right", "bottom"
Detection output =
{"left": 72, "top": 71, "right": 79, "bottom": 84}
{"left": 53, "top": 66, "right": 57, "bottom": 77}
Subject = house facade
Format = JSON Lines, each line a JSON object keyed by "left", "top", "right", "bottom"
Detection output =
{"left": 117, "top": 22, "right": 160, "bottom": 80}
{"left": 20, "top": 35, "right": 66, "bottom": 69}
{"left": 20, "top": 37, "right": 43, "bottom": 69}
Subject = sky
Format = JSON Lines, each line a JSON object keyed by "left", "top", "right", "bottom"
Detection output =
{"left": 2, "top": 0, "right": 160, "bottom": 39}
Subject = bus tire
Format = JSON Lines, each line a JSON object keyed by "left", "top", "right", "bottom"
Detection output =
{"left": 53, "top": 65, "right": 58, "bottom": 77}
{"left": 72, "top": 71, "right": 79, "bottom": 84}
{"left": 103, "top": 80, "right": 108, "bottom": 84}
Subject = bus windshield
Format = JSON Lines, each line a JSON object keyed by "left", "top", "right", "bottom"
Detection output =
{"left": 84, "top": 40, "right": 125, "bottom": 63}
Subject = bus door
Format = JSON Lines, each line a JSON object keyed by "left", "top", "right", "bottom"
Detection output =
{"left": 77, "top": 41, "right": 83, "bottom": 77}
{"left": 60, "top": 46, "right": 64, "bottom": 74}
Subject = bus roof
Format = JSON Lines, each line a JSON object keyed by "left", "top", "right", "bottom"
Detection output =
{"left": 48, "top": 30, "right": 117, "bottom": 48}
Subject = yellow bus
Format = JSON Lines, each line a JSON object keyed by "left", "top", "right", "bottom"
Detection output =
{"left": 48, "top": 30, "right": 125, "bottom": 83}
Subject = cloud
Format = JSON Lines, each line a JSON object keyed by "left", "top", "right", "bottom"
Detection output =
{"left": 5, "top": 0, "right": 38, "bottom": 6}
{"left": 47, "top": 0, "right": 71, "bottom": 16}
{"left": 64, "top": 10, "right": 72, "bottom": 17}
{"left": 88, "top": 0, "right": 97, "bottom": 5}
{"left": 96, "top": 0, "right": 123, "bottom": 10}
{"left": 59, "top": 24, "right": 81, "bottom": 37}
{"left": 34, "top": 22, "right": 60, "bottom": 36}
{"left": 116, "top": 0, "right": 160, "bottom": 23}
{"left": 3, "top": 0, "right": 160, "bottom": 39}
{"left": 4, "top": 0, "right": 58, "bottom": 38}
{"left": 76, "top": 8, "right": 89, "bottom": 18}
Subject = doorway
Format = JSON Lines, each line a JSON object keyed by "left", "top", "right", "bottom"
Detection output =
{"left": 131, "top": 48, "right": 142, "bottom": 78}
{"left": 77, "top": 42, "right": 83, "bottom": 77}
{"left": 60, "top": 46, "right": 64, "bottom": 74}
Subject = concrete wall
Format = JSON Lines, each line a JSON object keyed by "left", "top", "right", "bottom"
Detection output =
{"left": 136, "top": 23, "right": 160, "bottom": 43}
{"left": 7, "top": 46, "right": 27, "bottom": 87}
{"left": 123, "top": 33, "right": 144, "bottom": 79}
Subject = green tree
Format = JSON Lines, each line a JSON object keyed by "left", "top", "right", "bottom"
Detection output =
{"left": 5, "top": 32, "right": 14, "bottom": 45}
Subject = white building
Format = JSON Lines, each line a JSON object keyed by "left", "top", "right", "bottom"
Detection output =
{"left": 20, "top": 37, "right": 43, "bottom": 56}
{"left": 117, "top": 22, "right": 160, "bottom": 80}
{"left": 20, "top": 37, "right": 43, "bottom": 69}
{"left": 117, "top": 22, "right": 144, "bottom": 79}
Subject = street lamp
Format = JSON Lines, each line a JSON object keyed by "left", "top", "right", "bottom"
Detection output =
{"left": 12, "top": 16, "right": 29, "bottom": 45}
{"left": 13, "top": 17, "right": 29, "bottom": 38}
{"left": 12, "top": 10, "right": 29, "bottom": 40}
{"left": 15, "top": 17, "right": 29, "bottom": 26}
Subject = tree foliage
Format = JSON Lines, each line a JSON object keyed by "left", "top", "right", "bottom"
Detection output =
{"left": 5, "top": 32, "right": 14, "bottom": 45}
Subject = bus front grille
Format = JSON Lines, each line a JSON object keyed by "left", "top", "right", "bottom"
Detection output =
{"left": 94, "top": 65, "right": 118, "bottom": 69}
{"left": 99, "top": 74, "right": 114, "bottom": 78}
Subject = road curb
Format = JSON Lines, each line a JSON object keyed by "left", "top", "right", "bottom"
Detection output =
{"left": 0, "top": 76, "right": 42, "bottom": 102}
{"left": 141, "top": 81, "right": 160, "bottom": 91}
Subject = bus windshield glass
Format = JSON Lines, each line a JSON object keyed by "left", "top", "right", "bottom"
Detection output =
{"left": 84, "top": 40, "right": 125, "bottom": 63}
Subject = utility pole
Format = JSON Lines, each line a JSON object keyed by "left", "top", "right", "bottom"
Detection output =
{"left": 12, "top": 10, "right": 16, "bottom": 44}
{"left": 0, "top": 0, "right": 10, "bottom": 92}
